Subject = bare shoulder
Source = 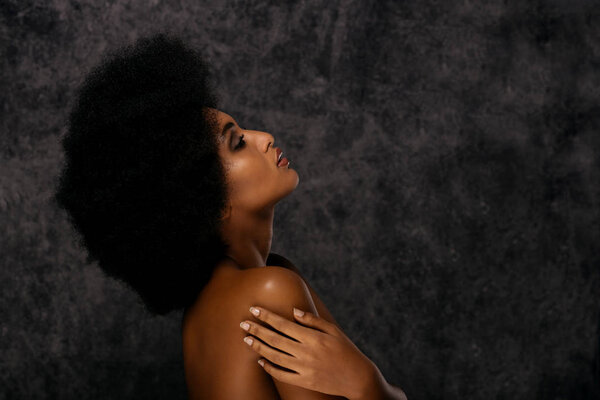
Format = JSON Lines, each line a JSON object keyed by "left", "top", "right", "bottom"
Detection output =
{"left": 236, "top": 264, "right": 318, "bottom": 320}
{"left": 182, "top": 259, "right": 282, "bottom": 399}
{"left": 265, "top": 253, "right": 342, "bottom": 330}
{"left": 238, "top": 266, "right": 343, "bottom": 399}
{"left": 182, "top": 260, "right": 325, "bottom": 400}
{"left": 242, "top": 265, "right": 310, "bottom": 297}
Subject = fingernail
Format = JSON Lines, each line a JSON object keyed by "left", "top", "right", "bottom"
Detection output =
{"left": 244, "top": 337, "right": 253, "bottom": 346}
{"left": 258, "top": 359, "right": 265, "bottom": 367}
{"left": 250, "top": 306, "right": 260, "bottom": 317}
{"left": 293, "top": 307, "right": 305, "bottom": 317}
{"left": 240, "top": 321, "right": 250, "bottom": 331}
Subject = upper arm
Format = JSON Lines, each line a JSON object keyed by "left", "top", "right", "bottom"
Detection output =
{"left": 182, "top": 260, "right": 281, "bottom": 400}
{"left": 240, "top": 266, "right": 344, "bottom": 400}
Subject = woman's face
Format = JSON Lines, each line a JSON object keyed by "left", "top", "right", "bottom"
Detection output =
{"left": 213, "top": 109, "right": 299, "bottom": 214}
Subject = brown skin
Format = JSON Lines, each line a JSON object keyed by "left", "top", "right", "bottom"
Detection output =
{"left": 182, "top": 109, "right": 406, "bottom": 399}
{"left": 215, "top": 108, "right": 298, "bottom": 270}
{"left": 250, "top": 254, "right": 408, "bottom": 400}
{"left": 183, "top": 256, "right": 346, "bottom": 399}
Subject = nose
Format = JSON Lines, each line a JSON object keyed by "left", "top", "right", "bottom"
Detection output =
{"left": 247, "top": 129, "right": 274, "bottom": 152}
{"left": 264, "top": 132, "right": 275, "bottom": 152}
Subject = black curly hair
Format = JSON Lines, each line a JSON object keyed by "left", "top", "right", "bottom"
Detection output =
{"left": 54, "top": 33, "right": 230, "bottom": 315}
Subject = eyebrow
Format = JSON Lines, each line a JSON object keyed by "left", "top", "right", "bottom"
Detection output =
{"left": 220, "top": 122, "right": 235, "bottom": 143}
{"left": 221, "top": 121, "right": 234, "bottom": 137}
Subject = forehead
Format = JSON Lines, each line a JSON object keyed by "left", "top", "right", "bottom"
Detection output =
{"left": 214, "top": 110, "right": 237, "bottom": 144}
{"left": 214, "top": 109, "right": 233, "bottom": 123}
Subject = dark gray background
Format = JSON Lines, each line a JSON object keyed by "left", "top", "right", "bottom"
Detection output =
{"left": 1, "top": 0, "right": 599, "bottom": 399}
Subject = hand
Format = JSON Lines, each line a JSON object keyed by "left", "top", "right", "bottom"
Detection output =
{"left": 239, "top": 306, "right": 381, "bottom": 400}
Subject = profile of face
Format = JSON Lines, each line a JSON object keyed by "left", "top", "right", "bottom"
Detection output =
{"left": 212, "top": 109, "right": 299, "bottom": 217}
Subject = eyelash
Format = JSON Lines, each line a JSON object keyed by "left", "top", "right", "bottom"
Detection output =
{"left": 234, "top": 134, "right": 246, "bottom": 150}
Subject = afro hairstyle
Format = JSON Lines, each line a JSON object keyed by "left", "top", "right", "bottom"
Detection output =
{"left": 54, "top": 32, "right": 230, "bottom": 315}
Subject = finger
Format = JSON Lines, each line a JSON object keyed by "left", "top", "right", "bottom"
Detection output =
{"left": 292, "top": 308, "right": 341, "bottom": 336}
{"left": 249, "top": 306, "right": 316, "bottom": 343}
{"left": 243, "top": 335, "right": 301, "bottom": 372}
{"left": 258, "top": 358, "right": 306, "bottom": 388}
{"left": 240, "top": 320, "right": 302, "bottom": 357}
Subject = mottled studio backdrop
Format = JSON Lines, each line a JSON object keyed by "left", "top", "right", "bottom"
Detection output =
{"left": 1, "top": 0, "right": 599, "bottom": 399}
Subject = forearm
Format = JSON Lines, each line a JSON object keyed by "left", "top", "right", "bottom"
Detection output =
{"left": 351, "top": 361, "right": 407, "bottom": 400}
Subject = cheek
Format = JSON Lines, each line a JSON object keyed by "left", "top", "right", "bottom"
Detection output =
{"left": 229, "top": 160, "right": 273, "bottom": 201}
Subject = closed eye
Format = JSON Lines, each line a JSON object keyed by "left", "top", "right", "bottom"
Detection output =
{"left": 234, "top": 134, "right": 246, "bottom": 150}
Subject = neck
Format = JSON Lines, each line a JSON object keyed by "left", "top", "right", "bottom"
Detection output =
{"left": 220, "top": 205, "right": 274, "bottom": 269}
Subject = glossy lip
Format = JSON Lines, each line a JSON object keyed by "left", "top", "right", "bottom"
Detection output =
{"left": 275, "top": 147, "right": 282, "bottom": 165}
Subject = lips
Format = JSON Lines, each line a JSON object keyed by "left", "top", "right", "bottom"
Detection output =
{"left": 275, "top": 147, "right": 289, "bottom": 167}
{"left": 275, "top": 147, "right": 282, "bottom": 165}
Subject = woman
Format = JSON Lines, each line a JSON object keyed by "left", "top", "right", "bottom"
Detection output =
{"left": 54, "top": 32, "right": 406, "bottom": 399}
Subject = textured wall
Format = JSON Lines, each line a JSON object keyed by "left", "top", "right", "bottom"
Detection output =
{"left": 1, "top": 0, "right": 599, "bottom": 399}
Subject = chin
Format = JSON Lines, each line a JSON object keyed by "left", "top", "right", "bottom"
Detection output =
{"left": 289, "top": 168, "right": 300, "bottom": 191}
{"left": 278, "top": 169, "right": 299, "bottom": 201}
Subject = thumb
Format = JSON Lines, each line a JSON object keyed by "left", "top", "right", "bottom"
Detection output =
{"left": 293, "top": 307, "right": 339, "bottom": 335}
